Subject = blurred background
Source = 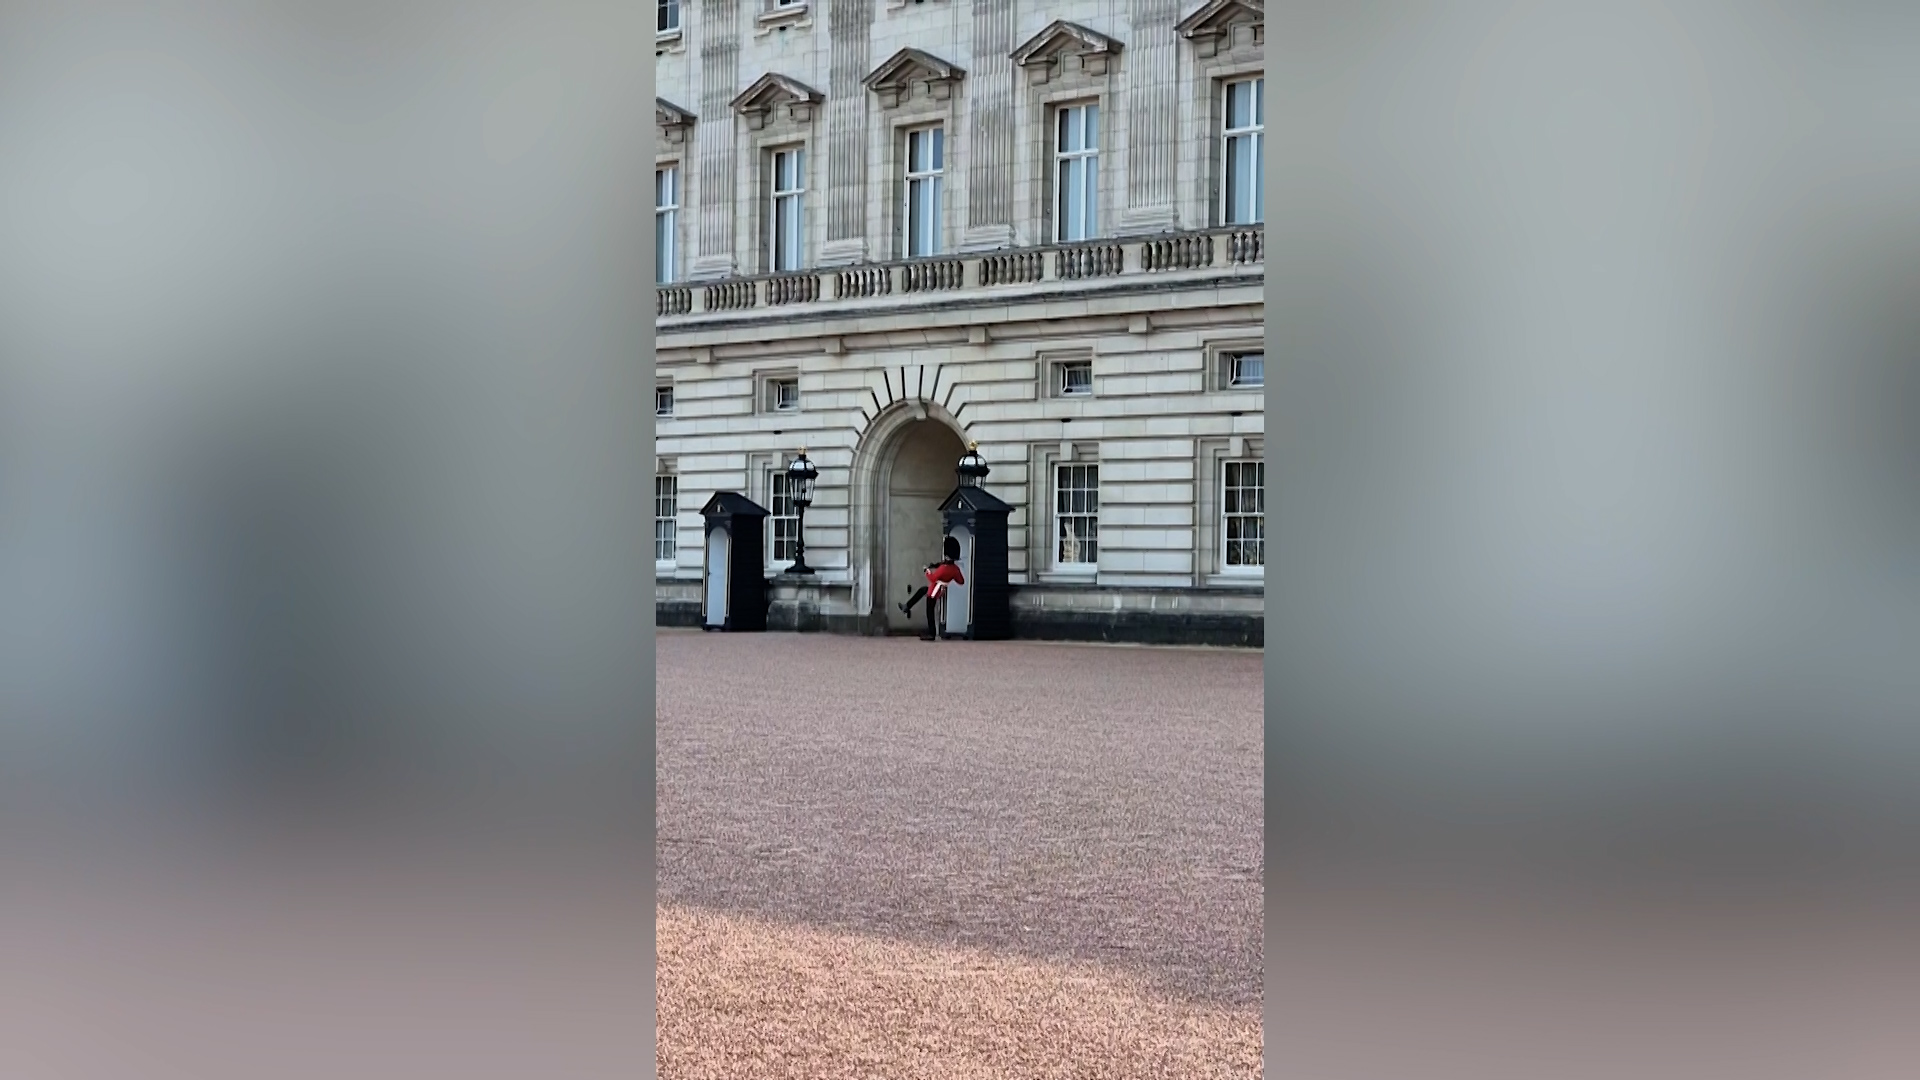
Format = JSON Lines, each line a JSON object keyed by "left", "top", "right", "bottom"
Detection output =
{"left": 0, "top": 2, "right": 654, "bottom": 1077}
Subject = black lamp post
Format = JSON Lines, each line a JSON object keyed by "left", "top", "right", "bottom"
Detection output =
{"left": 785, "top": 447, "right": 817, "bottom": 575}
{"left": 956, "top": 441, "right": 989, "bottom": 487}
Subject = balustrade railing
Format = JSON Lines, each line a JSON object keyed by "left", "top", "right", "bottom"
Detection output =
{"left": 704, "top": 278, "right": 756, "bottom": 312}
{"left": 663, "top": 226, "right": 1261, "bottom": 319}
{"left": 1141, "top": 233, "right": 1213, "bottom": 271}
{"left": 766, "top": 272, "right": 819, "bottom": 306}
{"left": 1227, "top": 227, "right": 1263, "bottom": 265}
{"left": 658, "top": 285, "right": 693, "bottom": 316}
{"left": 903, "top": 258, "right": 965, "bottom": 293}
{"left": 979, "top": 249, "right": 1044, "bottom": 286}
{"left": 834, "top": 265, "right": 892, "bottom": 299}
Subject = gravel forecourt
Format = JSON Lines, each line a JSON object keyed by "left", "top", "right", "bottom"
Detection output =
{"left": 657, "top": 629, "right": 1264, "bottom": 1079}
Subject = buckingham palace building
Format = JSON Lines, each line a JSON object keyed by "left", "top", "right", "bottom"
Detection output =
{"left": 652, "top": 0, "right": 1265, "bottom": 645}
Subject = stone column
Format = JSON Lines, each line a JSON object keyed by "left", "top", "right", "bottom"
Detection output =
{"left": 1122, "top": 0, "right": 1182, "bottom": 232}
{"left": 960, "top": 0, "right": 1015, "bottom": 251}
{"left": 691, "top": 0, "right": 741, "bottom": 280}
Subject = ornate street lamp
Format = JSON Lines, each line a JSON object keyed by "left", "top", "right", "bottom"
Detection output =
{"left": 785, "top": 447, "right": 818, "bottom": 575}
{"left": 955, "top": 441, "right": 989, "bottom": 488}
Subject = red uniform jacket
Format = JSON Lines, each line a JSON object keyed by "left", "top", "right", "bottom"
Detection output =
{"left": 925, "top": 559, "right": 964, "bottom": 600}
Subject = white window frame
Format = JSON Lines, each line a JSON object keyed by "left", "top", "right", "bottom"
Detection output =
{"left": 1052, "top": 102, "right": 1100, "bottom": 243}
{"left": 1221, "top": 76, "right": 1264, "bottom": 226}
{"left": 654, "top": 473, "right": 679, "bottom": 565}
{"left": 1057, "top": 360, "right": 1093, "bottom": 397}
{"left": 1227, "top": 351, "right": 1264, "bottom": 389}
{"left": 655, "top": 164, "right": 679, "bottom": 283}
{"left": 768, "top": 377, "right": 799, "bottom": 413}
{"left": 655, "top": 383, "right": 674, "bottom": 417}
{"left": 1053, "top": 462, "right": 1100, "bottom": 570}
{"left": 766, "top": 468, "right": 800, "bottom": 567}
{"left": 1220, "top": 459, "right": 1264, "bottom": 574}
{"left": 769, "top": 146, "right": 807, "bottom": 273}
{"left": 657, "top": 0, "right": 680, "bottom": 34}
{"left": 902, "top": 125, "right": 945, "bottom": 258}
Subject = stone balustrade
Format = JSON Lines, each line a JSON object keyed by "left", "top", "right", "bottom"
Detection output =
{"left": 657, "top": 225, "right": 1262, "bottom": 320}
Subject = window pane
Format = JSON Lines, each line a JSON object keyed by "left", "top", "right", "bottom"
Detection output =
{"left": 1253, "top": 135, "right": 1264, "bottom": 221}
{"left": 1225, "top": 136, "right": 1252, "bottom": 223}
{"left": 1058, "top": 107, "right": 1076, "bottom": 153}
{"left": 655, "top": 209, "right": 674, "bottom": 283}
{"left": 1227, "top": 81, "right": 1252, "bottom": 129}
{"left": 1082, "top": 158, "right": 1098, "bottom": 235}
{"left": 1059, "top": 160, "right": 1082, "bottom": 240}
{"left": 1084, "top": 103, "right": 1098, "bottom": 149}
{"left": 925, "top": 181, "right": 940, "bottom": 254}
{"left": 1253, "top": 77, "right": 1264, "bottom": 125}
{"left": 931, "top": 126, "right": 944, "bottom": 170}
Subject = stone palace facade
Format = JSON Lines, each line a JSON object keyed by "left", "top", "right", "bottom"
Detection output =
{"left": 653, "top": 0, "right": 1265, "bottom": 645}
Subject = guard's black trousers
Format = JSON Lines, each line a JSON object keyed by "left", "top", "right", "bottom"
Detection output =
{"left": 900, "top": 587, "right": 940, "bottom": 639}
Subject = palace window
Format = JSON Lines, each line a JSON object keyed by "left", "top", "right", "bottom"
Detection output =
{"left": 655, "top": 165, "right": 679, "bottom": 283}
{"left": 654, "top": 474, "right": 679, "bottom": 563}
{"left": 1057, "top": 359, "right": 1093, "bottom": 397}
{"left": 765, "top": 376, "right": 799, "bottom": 413}
{"left": 770, "top": 147, "right": 807, "bottom": 272}
{"left": 657, "top": 0, "right": 680, "bottom": 34}
{"left": 1222, "top": 77, "right": 1264, "bottom": 225}
{"left": 1221, "top": 460, "right": 1265, "bottom": 571}
{"left": 1226, "top": 351, "right": 1263, "bottom": 389}
{"left": 1054, "top": 463, "right": 1100, "bottom": 569}
{"left": 1053, "top": 103, "right": 1100, "bottom": 243}
{"left": 903, "top": 125, "right": 944, "bottom": 258}
{"left": 655, "top": 383, "right": 674, "bottom": 416}
{"left": 767, "top": 469, "right": 800, "bottom": 565}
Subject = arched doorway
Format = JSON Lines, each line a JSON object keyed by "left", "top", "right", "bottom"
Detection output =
{"left": 878, "top": 419, "right": 966, "bottom": 632}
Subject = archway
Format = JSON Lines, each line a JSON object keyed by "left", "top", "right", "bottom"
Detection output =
{"left": 846, "top": 402, "right": 968, "bottom": 632}
{"left": 879, "top": 420, "right": 967, "bottom": 632}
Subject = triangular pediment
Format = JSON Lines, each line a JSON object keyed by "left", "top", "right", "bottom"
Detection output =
{"left": 730, "top": 72, "right": 825, "bottom": 115}
{"left": 656, "top": 97, "right": 695, "bottom": 129}
{"left": 1010, "top": 20, "right": 1123, "bottom": 67}
{"left": 864, "top": 48, "right": 965, "bottom": 93}
{"left": 1176, "top": 0, "right": 1263, "bottom": 38}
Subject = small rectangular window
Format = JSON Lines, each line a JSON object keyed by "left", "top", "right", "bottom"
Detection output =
{"left": 657, "top": 0, "right": 680, "bottom": 33}
{"left": 655, "top": 384, "right": 674, "bottom": 416}
{"left": 1228, "top": 352, "right": 1264, "bottom": 388}
{"left": 1057, "top": 361, "right": 1093, "bottom": 396}
{"left": 767, "top": 377, "right": 800, "bottom": 412}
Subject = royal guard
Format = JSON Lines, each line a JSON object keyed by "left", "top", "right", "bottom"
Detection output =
{"left": 899, "top": 535, "right": 965, "bottom": 641}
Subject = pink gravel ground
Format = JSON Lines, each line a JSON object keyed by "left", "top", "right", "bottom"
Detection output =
{"left": 656, "top": 630, "right": 1264, "bottom": 1078}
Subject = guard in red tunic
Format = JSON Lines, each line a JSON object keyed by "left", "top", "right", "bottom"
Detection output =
{"left": 899, "top": 535, "right": 965, "bottom": 641}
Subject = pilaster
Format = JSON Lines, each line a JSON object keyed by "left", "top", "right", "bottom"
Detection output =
{"left": 693, "top": 0, "right": 742, "bottom": 280}
{"left": 961, "top": 0, "right": 1016, "bottom": 251}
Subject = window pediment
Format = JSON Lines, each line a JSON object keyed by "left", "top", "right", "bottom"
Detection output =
{"left": 656, "top": 97, "right": 696, "bottom": 145}
{"left": 864, "top": 48, "right": 965, "bottom": 106}
{"left": 1010, "top": 20, "right": 1123, "bottom": 82}
{"left": 1176, "top": 0, "right": 1264, "bottom": 57}
{"left": 730, "top": 72, "right": 825, "bottom": 128}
